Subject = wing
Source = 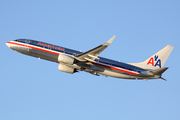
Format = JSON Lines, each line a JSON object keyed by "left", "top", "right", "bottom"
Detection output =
{"left": 75, "top": 35, "right": 116, "bottom": 62}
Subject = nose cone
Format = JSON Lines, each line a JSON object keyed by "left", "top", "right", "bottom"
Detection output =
{"left": 6, "top": 42, "right": 11, "bottom": 48}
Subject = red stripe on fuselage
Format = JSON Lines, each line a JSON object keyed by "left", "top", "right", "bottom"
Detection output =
{"left": 93, "top": 62, "right": 138, "bottom": 75}
{"left": 7, "top": 41, "right": 138, "bottom": 75}
{"left": 7, "top": 41, "right": 59, "bottom": 55}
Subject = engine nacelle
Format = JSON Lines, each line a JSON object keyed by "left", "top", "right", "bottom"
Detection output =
{"left": 58, "top": 64, "right": 77, "bottom": 74}
{"left": 58, "top": 54, "right": 74, "bottom": 64}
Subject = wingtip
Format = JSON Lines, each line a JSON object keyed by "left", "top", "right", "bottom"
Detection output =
{"left": 105, "top": 35, "right": 116, "bottom": 45}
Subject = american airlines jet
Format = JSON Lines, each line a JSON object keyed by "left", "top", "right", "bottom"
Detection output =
{"left": 6, "top": 36, "right": 173, "bottom": 80}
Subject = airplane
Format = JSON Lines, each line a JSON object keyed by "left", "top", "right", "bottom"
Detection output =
{"left": 6, "top": 36, "right": 174, "bottom": 80}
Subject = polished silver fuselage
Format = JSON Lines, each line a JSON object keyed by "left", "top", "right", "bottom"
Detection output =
{"left": 6, "top": 39, "right": 162, "bottom": 80}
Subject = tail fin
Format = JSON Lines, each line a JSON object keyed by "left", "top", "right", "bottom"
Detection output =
{"left": 129, "top": 45, "right": 174, "bottom": 70}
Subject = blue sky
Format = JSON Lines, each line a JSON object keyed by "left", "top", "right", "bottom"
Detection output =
{"left": 1, "top": 0, "right": 180, "bottom": 120}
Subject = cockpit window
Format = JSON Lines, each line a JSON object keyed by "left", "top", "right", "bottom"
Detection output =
{"left": 15, "top": 40, "right": 20, "bottom": 42}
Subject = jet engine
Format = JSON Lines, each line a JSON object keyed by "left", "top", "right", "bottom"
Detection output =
{"left": 58, "top": 64, "right": 78, "bottom": 74}
{"left": 58, "top": 54, "right": 74, "bottom": 64}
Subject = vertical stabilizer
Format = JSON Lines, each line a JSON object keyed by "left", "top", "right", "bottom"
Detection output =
{"left": 129, "top": 45, "right": 174, "bottom": 70}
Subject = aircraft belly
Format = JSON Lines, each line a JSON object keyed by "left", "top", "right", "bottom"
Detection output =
{"left": 99, "top": 69, "right": 158, "bottom": 79}
{"left": 99, "top": 69, "right": 133, "bottom": 79}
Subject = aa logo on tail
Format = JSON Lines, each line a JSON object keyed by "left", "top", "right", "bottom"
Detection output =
{"left": 147, "top": 55, "right": 161, "bottom": 68}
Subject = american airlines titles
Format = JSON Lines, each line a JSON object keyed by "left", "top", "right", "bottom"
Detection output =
{"left": 38, "top": 42, "right": 65, "bottom": 51}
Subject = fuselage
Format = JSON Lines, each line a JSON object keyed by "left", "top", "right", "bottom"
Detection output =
{"left": 6, "top": 39, "right": 160, "bottom": 80}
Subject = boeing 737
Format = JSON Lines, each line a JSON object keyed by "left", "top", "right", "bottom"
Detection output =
{"left": 6, "top": 36, "right": 174, "bottom": 80}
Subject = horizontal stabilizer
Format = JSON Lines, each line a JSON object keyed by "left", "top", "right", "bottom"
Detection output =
{"left": 149, "top": 67, "right": 169, "bottom": 75}
{"left": 160, "top": 77, "right": 167, "bottom": 81}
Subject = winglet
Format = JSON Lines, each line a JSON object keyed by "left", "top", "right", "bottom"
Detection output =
{"left": 104, "top": 35, "right": 116, "bottom": 46}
